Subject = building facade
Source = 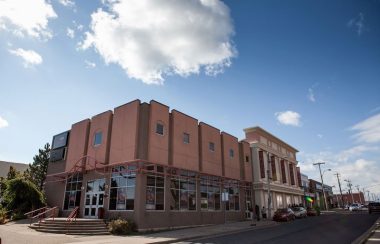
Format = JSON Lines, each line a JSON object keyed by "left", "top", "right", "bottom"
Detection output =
{"left": 332, "top": 192, "right": 365, "bottom": 206}
{"left": 244, "top": 127, "right": 304, "bottom": 216}
{"left": 45, "top": 100, "right": 303, "bottom": 230}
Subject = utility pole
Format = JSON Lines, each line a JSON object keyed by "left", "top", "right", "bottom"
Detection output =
{"left": 334, "top": 173, "right": 344, "bottom": 208}
{"left": 355, "top": 185, "right": 362, "bottom": 204}
{"left": 345, "top": 179, "right": 354, "bottom": 204}
{"left": 313, "top": 162, "right": 329, "bottom": 211}
{"left": 266, "top": 152, "right": 272, "bottom": 220}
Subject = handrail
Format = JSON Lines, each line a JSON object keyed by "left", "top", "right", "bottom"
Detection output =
{"left": 66, "top": 207, "right": 79, "bottom": 234}
{"left": 24, "top": 206, "right": 48, "bottom": 218}
{"left": 29, "top": 206, "right": 58, "bottom": 226}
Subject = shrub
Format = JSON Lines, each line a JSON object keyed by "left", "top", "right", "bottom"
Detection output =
{"left": 0, "top": 207, "right": 6, "bottom": 224}
{"left": 109, "top": 218, "right": 137, "bottom": 235}
{"left": 3, "top": 178, "right": 46, "bottom": 215}
{"left": 313, "top": 205, "right": 321, "bottom": 216}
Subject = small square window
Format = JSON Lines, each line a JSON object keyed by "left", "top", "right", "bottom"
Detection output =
{"left": 156, "top": 123, "right": 164, "bottom": 135}
{"left": 229, "top": 149, "right": 234, "bottom": 158}
{"left": 183, "top": 133, "right": 190, "bottom": 144}
{"left": 94, "top": 132, "right": 102, "bottom": 146}
{"left": 209, "top": 142, "right": 215, "bottom": 152}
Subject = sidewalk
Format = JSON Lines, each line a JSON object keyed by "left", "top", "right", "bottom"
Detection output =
{"left": 65, "top": 220, "right": 278, "bottom": 244}
{"left": 365, "top": 217, "right": 380, "bottom": 243}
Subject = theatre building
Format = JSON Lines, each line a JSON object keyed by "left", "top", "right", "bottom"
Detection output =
{"left": 45, "top": 100, "right": 303, "bottom": 230}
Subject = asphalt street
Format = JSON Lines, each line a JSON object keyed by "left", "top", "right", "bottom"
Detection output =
{"left": 184, "top": 212, "right": 380, "bottom": 244}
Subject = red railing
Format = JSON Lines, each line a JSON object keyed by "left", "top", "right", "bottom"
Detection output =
{"left": 66, "top": 207, "right": 79, "bottom": 234}
{"left": 27, "top": 206, "right": 58, "bottom": 226}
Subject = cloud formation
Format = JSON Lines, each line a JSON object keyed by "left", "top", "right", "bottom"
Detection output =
{"left": 0, "top": 116, "right": 9, "bottom": 128}
{"left": 351, "top": 113, "right": 380, "bottom": 144}
{"left": 9, "top": 48, "right": 43, "bottom": 67}
{"left": 275, "top": 111, "right": 301, "bottom": 126}
{"left": 59, "top": 0, "right": 75, "bottom": 8}
{"left": 348, "top": 12, "right": 365, "bottom": 36}
{"left": 79, "top": 0, "right": 236, "bottom": 84}
{"left": 0, "top": 0, "right": 57, "bottom": 39}
{"left": 85, "top": 60, "right": 96, "bottom": 69}
{"left": 308, "top": 88, "right": 316, "bottom": 102}
{"left": 67, "top": 27, "right": 75, "bottom": 39}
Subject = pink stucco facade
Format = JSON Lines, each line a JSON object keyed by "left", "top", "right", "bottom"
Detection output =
{"left": 65, "top": 119, "right": 90, "bottom": 172}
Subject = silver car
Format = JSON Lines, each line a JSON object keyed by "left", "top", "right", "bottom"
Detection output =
{"left": 291, "top": 207, "right": 307, "bottom": 218}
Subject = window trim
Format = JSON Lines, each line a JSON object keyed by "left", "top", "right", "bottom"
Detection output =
{"left": 155, "top": 122, "right": 165, "bottom": 136}
{"left": 93, "top": 131, "right": 103, "bottom": 147}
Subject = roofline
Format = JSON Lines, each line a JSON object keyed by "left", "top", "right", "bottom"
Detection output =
{"left": 244, "top": 126, "right": 299, "bottom": 152}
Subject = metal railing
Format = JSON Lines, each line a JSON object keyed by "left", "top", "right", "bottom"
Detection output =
{"left": 26, "top": 206, "right": 58, "bottom": 226}
{"left": 66, "top": 207, "right": 79, "bottom": 234}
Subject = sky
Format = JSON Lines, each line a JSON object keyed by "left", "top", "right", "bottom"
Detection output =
{"left": 0, "top": 0, "right": 379, "bottom": 199}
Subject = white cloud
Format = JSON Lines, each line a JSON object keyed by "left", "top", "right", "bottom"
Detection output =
{"left": 317, "top": 134, "right": 323, "bottom": 138}
{"left": 0, "top": 116, "right": 9, "bottom": 128}
{"left": 275, "top": 111, "right": 301, "bottom": 127}
{"left": 66, "top": 27, "right": 75, "bottom": 39}
{"left": 348, "top": 12, "right": 365, "bottom": 36}
{"left": 9, "top": 48, "right": 43, "bottom": 67}
{"left": 59, "top": 0, "right": 75, "bottom": 7}
{"left": 79, "top": 0, "right": 236, "bottom": 84}
{"left": 351, "top": 113, "right": 380, "bottom": 143}
{"left": 0, "top": 0, "right": 57, "bottom": 39}
{"left": 308, "top": 88, "right": 316, "bottom": 102}
{"left": 85, "top": 60, "right": 96, "bottom": 69}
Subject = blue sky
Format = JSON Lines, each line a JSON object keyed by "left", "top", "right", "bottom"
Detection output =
{"left": 0, "top": 0, "right": 379, "bottom": 198}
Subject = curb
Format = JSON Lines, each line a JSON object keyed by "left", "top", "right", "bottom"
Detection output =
{"left": 151, "top": 221, "right": 279, "bottom": 244}
{"left": 352, "top": 216, "right": 380, "bottom": 244}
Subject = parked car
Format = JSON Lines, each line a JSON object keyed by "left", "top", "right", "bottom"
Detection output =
{"left": 344, "top": 205, "right": 350, "bottom": 210}
{"left": 291, "top": 207, "right": 307, "bottom": 218}
{"left": 273, "top": 208, "right": 296, "bottom": 222}
{"left": 306, "top": 207, "right": 318, "bottom": 216}
{"left": 349, "top": 203, "right": 361, "bottom": 211}
{"left": 368, "top": 202, "right": 380, "bottom": 214}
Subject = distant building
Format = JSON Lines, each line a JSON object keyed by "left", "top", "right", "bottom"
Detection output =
{"left": 300, "top": 173, "right": 316, "bottom": 207}
{"left": 308, "top": 179, "right": 333, "bottom": 209}
{"left": 0, "top": 161, "right": 28, "bottom": 178}
{"left": 332, "top": 192, "right": 365, "bottom": 205}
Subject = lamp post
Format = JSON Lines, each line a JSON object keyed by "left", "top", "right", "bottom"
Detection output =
{"left": 344, "top": 179, "right": 354, "bottom": 204}
{"left": 313, "top": 162, "right": 331, "bottom": 211}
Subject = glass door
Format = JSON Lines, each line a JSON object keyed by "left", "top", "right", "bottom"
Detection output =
{"left": 84, "top": 179, "right": 105, "bottom": 218}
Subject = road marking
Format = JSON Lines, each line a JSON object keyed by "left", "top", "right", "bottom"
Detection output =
{"left": 367, "top": 238, "right": 380, "bottom": 241}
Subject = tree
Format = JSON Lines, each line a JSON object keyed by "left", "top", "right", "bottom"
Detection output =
{"left": 7, "top": 166, "right": 20, "bottom": 180}
{"left": 3, "top": 178, "right": 45, "bottom": 215}
{"left": 26, "top": 143, "right": 50, "bottom": 191}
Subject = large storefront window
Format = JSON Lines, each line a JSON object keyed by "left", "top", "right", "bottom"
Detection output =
{"left": 109, "top": 165, "right": 136, "bottom": 210}
{"left": 170, "top": 170, "right": 197, "bottom": 211}
{"left": 63, "top": 173, "right": 82, "bottom": 210}
{"left": 200, "top": 176, "right": 221, "bottom": 211}
{"left": 224, "top": 183, "right": 240, "bottom": 211}
{"left": 146, "top": 173, "right": 165, "bottom": 210}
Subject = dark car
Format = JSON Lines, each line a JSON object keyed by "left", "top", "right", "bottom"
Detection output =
{"left": 368, "top": 202, "right": 380, "bottom": 214}
{"left": 306, "top": 207, "right": 318, "bottom": 216}
{"left": 273, "top": 208, "right": 296, "bottom": 222}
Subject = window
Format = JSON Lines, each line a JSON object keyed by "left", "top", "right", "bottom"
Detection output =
{"left": 109, "top": 166, "right": 136, "bottom": 210}
{"left": 209, "top": 142, "right": 215, "bottom": 152}
{"left": 146, "top": 174, "right": 165, "bottom": 210}
{"left": 94, "top": 131, "right": 102, "bottom": 146}
{"left": 183, "top": 133, "right": 190, "bottom": 144}
{"left": 156, "top": 122, "right": 164, "bottom": 135}
{"left": 229, "top": 149, "right": 234, "bottom": 158}
{"left": 224, "top": 184, "right": 240, "bottom": 211}
{"left": 170, "top": 170, "right": 197, "bottom": 211}
{"left": 63, "top": 173, "right": 83, "bottom": 210}
{"left": 245, "top": 156, "right": 249, "bottom": 163}
{"left": 200, "top": 176, "right": 221, "bottom": 211}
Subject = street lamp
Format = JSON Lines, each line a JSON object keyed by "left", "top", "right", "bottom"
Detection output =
{"left": 313, "top": 162, "right": 331, "bottom": 211}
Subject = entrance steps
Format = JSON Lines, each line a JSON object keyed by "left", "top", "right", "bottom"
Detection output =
{"left": 29, "top": 218, "right": 109, "bottom": 235}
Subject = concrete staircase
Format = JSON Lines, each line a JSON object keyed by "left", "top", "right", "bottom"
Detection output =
{"left": 29, "top": 218, "right": 109, "bottom": 235}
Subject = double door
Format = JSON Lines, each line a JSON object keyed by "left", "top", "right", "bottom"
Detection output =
{"left": 84, "top": 179, "right": 105, "bottom": 218}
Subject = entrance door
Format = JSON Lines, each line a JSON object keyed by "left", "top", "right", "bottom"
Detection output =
{"left": 84, "top": 179, "right": 105, "bottom": 218}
